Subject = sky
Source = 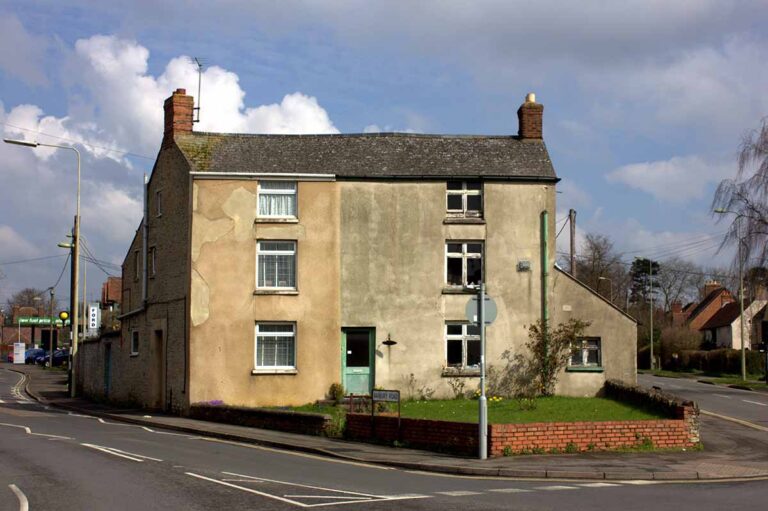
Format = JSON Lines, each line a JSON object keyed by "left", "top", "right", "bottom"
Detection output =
{"left": 1, "top": 0, "right": 766, "bottom": 306}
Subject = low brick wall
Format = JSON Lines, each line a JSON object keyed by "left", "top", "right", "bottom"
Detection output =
{"left": 189, "top": 404, "right": 332, "bottom": 436}
{"left": 345, "top": 414, "right": 478, "bottom": 456}
{"left": 346, "top": 382, "right": 701, "bottom": 457}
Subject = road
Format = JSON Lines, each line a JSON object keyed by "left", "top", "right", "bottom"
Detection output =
{"left": 0, "top": 368, "right": 766, "bottom": 510}
{"left": 637, "top": 374, "right": 768, "bottom": 428}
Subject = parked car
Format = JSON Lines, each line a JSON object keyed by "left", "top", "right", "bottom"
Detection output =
{"left": 25, "top": 348, "right": 45, "bottom": 364}
{"left": 36, "top": 349, "right": 69, "bottom": 367}
{"left": 6, "top": 353, "right": 13, "bottom": 363}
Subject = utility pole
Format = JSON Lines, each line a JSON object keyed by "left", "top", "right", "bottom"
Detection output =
{"left": 738, "top": 228, "right": 746, "bottom": 381}
{"left": 478, "top": 282, "right": 487, "bottom": 460}
{"left": 569, "top": 209, "right": 577, "bottom": 277}
{"left": 649, "top": 258, "right": 654, "bottom": 371}
{"left": 48, "top": 288, "right": 55, "bottom": 369}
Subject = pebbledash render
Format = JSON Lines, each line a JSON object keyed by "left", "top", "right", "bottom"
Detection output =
{"left": 80, "top": 88, "right": 637, "bottom": 412}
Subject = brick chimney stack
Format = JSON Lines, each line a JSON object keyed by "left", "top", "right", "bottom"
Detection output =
{"left": 517, "top": 92, "right": 544, "bottom": 139}
{"left": 703, "top": 280, "right": 721, "bottom": 298}
{"left": 163, "top": 88, "right": 194, "bottom": 148}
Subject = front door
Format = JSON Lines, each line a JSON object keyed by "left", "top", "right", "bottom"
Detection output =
{"left": 342, "top": 328, "right": 374, "bottom": 395}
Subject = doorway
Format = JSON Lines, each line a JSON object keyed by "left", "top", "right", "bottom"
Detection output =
{"left": 342, "top": 328, "right": 375, "bottom": 395}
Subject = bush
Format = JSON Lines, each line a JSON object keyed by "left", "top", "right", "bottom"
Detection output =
{"left": 328, "top": 383, "right": 345, "bottom": 403}
{"left": 659, "top": 327, "right": 702, "bottom": 368}
{"left": 678, "top": 349, "right": 766, "bottom": 376}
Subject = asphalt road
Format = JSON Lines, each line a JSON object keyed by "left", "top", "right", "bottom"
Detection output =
{"left": 637, "top": 374, "right": 768, "bottom": 428}
{"left": 1, "top": 368, "right": 767, "bottom": 510}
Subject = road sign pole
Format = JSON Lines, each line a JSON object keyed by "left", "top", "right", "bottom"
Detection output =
{"left": 478, "top": 282, "right": 487, "bottom": 460}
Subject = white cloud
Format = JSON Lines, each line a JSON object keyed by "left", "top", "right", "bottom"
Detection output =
{"left": 0, "top": 15, "right": 48, "bottom": 86}
{"left": 0, "top": 225, "right": 39, "bottom": 260}
{"left": 606, "top": 155, "right": 732, "bottom": 203}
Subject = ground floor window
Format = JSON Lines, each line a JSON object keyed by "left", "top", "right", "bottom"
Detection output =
{"left": 445, "top": 323, "right": 481, "bottom": 369}
{"left": 255, "top": 322, "right": 296, "bottom": 370}
{"left": 569, "top": 337, "right": 601, "bottom": 367}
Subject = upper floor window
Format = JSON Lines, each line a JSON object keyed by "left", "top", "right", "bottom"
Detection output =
{"left": 155, "top": 190, "right": 162, "bottom": 217}
{"left": 133, "top": 250, "right": 140, "bottom": 282}
{"left": 446, "top": 181, "right": 482, "bottom": 217}
{"left": 569, "top": 338, "right": 602, "bottom": 368}
{"left": 446, "top": 242, "right": 483, "bottom": 287}
{"left": 131, "top": 330, "right": 140, "bottom": 355}
{"left": 258, "top": 181, "right": 297, "bottom": 218}
{"left": 148, "top": 246, "right": 157, "bottom": 278}
{"left": 257, "top": 241, "right": 297, "bottom": 289}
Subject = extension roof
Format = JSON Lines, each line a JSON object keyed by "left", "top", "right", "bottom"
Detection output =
{"left": 700, "top": 302, "right": 741, "bottom": 330}
{"left": 174, "top": 132, "right": 558, "bottom": 180}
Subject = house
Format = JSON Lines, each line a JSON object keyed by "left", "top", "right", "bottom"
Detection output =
{"left": 684, "top": 281, "right": 735, "bottom": 332}
{"left": 77, "top": 89, "right": 637, "bottom": 411}
{"left": 700, "top": 299, "right": 768, "bottom": 350}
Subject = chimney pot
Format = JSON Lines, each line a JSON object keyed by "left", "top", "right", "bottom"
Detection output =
{"left": 517, "top": 92, "right": 544, "bottom": 139}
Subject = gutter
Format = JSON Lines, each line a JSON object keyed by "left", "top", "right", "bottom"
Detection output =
{"left": 190, "top": 172, "right": 335, "bottom": 181}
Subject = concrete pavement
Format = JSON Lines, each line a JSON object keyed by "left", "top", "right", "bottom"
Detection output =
{"left": 6, "top": 363, "right": 768, "bottom": 482}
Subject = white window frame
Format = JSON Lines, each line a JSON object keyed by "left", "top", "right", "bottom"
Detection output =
{"left": 569, "top": 337, "right": 602, "bottom": 368}
{"left": 257, "top": 180, "right": 297, "bottom": 219}
{"left": 256, "top": 240, "right": 297, "bottom": 290}
{"left": 130, "top": 330, "right": 140, "bottom": 356}
{"left": 446, "top": 181, "right": 482, "bottom": 217}
{"left": 445, "top": 323, "right": 481, "bottom": 370}
{"left": 445, "top": 241, "right": 484, "bottom": 288}
{"left": 254, "top": 322, "right": 297, "bottom": 372}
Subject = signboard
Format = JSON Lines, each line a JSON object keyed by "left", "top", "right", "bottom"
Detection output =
{"left": 13, "top": 343, "right": 25, "bottom": 364}
{"left": 88, "top": 303, "right": 101, "bottom": 333}
{"left": 372, "top": 389, "right": 400, "bottom": 403}
{"left": 465, "top": 295, "right": 498, "bottom": 325}
{"left": 18, "top": 316, "right": 70, "bottom": 327}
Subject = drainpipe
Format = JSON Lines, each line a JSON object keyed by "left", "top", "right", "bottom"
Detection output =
{"left": 541, "top": 210, "right": 550, "bottom": 385}
{"left": 142, "top": 174, "right": 149, "bottom": 306}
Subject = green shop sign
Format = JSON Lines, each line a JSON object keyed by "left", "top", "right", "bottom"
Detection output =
{"left": 18, "top": 316, "right": 70, "bottom": 327}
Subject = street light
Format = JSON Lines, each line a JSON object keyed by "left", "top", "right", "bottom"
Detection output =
{"left": 598, "top": 276, "right": 614, "bottom": 302}
{"left": 714, "top": 208, "right": 748, "bottom": 381}
{"left": 4, "top": 138, "right": 81, "bottom": 396}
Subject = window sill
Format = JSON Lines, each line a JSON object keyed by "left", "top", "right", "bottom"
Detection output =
{"left": 255, "top": 217, "right": 299, "bottom": 224}
{"left": 442, "top": 286, "right": 479, "bottom": 295}
{"left": 441, "top": 368, "right": 481, "bottom": 377}
{"left": 129, "top": 353, "right": 139, "bottom": 357}
{"left": 253, "top": 289, "right": 299, "bottom": 296}
{"left": 251, "top": 368, "right": 298, "bottom": 375}
{"left": 566, "top": 366, "right": 604, "bottom": 373}
{"left": 443, "top": 217, "right": 485, "bottom": 225}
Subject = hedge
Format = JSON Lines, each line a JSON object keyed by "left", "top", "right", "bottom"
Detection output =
{"left": 673, "top": 348, "right": 766, "bottom": 376}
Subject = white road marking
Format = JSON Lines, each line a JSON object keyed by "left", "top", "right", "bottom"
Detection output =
{"left": 743, "top": 400, "right": 767, "bottom": 407}
{"left": 713, "top": 394, "right": 732, "bottom": 399}
{"left": 0, "top": 399, "right": 5, "bottom": 403}
{"left": 489, "top": 488, "right": 532, "bottom": 493}
{"left": 619, "top": 480, "right": 658, "bottom": 485}
{"left": 186, "top": 473, "right": 310, "bottom": 507}
{"left": 0, "top": 422, "right": 72, "bottom": 440}
{"left": 284, "top": 495, "right": 373, "bottom": 500}
{"left": 81, "top": 443, "right": 162, "bottom": 462}
{"left": 577, "top": 482, "right": 621, "bottom": 488}
{"left": 8, "top": 484, "right": 29, "bottom": 511}
{"left": 221, "top": 471, "right": 386, "bottom": 498}
{"left": 435, "top": 491, "right": 482, "bottom": 496}
{"left": 535, "top": 485, "right": 577, "bottom": 491}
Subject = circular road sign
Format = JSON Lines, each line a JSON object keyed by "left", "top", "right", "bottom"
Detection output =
{"left": 465, "top": 295, "right": 498, "bottom": 325}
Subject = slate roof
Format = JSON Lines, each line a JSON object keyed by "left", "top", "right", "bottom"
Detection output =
{"left": 175, "top": 132, "right": 557, "bottom": 180}
{"left": 700, "top": 302, "right": 741, "bottom": 330}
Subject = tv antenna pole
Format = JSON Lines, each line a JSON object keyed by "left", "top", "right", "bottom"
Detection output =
{"left": 193, "top": 57, "right": 204, "bottom": 123}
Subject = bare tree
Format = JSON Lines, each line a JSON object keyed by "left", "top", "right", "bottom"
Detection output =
{"left": 6, "top": 287, "right": 56, "bottom": 312}
{"left": 575, "top": 233, "right": 627, "bottom": 306}
{"left": 656, "top": 257, "right": 702, "bottom": 311}
{"left": 713, "top": 118, "right": 768, "bottom": 267}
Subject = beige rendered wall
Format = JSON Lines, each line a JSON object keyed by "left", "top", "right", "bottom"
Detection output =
{"left": 340, "top": 180, "right": 556, "bottom": 398}
{"left": 552, "top": 269, "right": 637, "bottom": 396}
{"left": 188, "top": 179, "right": 340, "bottom": 407}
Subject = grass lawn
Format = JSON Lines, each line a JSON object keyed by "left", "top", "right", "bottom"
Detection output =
{"left": 400, "top": 396, "right": 666, "bottom": 424}
{"left": 286, "top": 397, "right": 666, "bottom": 424}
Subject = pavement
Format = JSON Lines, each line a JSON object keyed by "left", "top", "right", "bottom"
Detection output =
{"left": 6, "top": 362, "right": 768, "bottom": 482}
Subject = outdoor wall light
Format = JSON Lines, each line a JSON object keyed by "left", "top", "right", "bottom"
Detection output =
{"left": 382, "top": 333, "right": 397, "bottom": 346}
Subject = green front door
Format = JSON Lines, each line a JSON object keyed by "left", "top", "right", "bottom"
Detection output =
{"left": 342, "top": 328, "right": 374, "bottom": 395}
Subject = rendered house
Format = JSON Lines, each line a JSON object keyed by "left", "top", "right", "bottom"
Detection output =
{"left": 78, "top": 89, "right": 637, "bottom": 411}
{"left": 700, "top": 300, "right": 768, "bottom": 350}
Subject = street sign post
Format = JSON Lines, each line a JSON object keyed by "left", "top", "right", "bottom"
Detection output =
{"left": 466, "top": 285, "right": 497, "bottom": 459}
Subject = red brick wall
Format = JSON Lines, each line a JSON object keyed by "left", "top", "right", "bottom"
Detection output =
{"left": 346, "top": 405, "right": 699, "bottom": 457}
{"left": 345, "top": 414, "right": 478, "bottom": 456}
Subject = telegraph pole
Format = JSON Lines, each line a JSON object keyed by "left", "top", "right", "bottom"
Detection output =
{"left": 569, "top": 209, "right": 577, "bottom": 277}
{"left": 649, "top": 258, "right": 654, "bottom": 371}
{"left": 48, "top": 288, "right": 55, "bottom": 369}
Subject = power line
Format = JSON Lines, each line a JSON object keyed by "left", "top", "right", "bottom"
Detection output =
{"left": 0, "top": 254, "right": 67, "bottom": 266}
{"left": 1, "top": 121, "right": 155, "bottom": 161}
{"left": 51, "top": 253, "right": 71, "bottom": 289}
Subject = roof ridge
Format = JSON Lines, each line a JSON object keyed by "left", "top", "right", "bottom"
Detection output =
{"left": 184, "top": 131, "right": 529, "bottom": 140}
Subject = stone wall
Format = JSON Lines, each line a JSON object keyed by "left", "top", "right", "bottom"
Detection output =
{"left": 189, "top": 404, "right": 332, "bottom": 436}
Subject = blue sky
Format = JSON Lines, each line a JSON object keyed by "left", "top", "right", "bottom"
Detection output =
{"left": 1, "top": 1, "right": 767, "bottom": 305}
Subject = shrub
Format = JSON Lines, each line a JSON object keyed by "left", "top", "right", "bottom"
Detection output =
{"left": 447, "top": 377, "right": 466, "bottom": 399}
{"left": 328, "top": 383, "right": 345, "bottom": 403}
{"left": 502, "top": 446, "right": 513, "bottom": 457}
{"left": 659, "top": 327, "right": 702, "bottom": 368}
{"left": 677, "top": 349, "right": 766, "bottom": 376}
{"left": 565, "top": 442, "right": 579, "bottom": 453}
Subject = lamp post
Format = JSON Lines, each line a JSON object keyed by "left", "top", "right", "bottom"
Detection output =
{"left": 598, "top": 276, "right": 614, "bottom": 302}
{"left": 4, "top": 138, "right": 81, "bottom": 396}
{"left": 714, "top": 209, "right": 748, "bottom": 381}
